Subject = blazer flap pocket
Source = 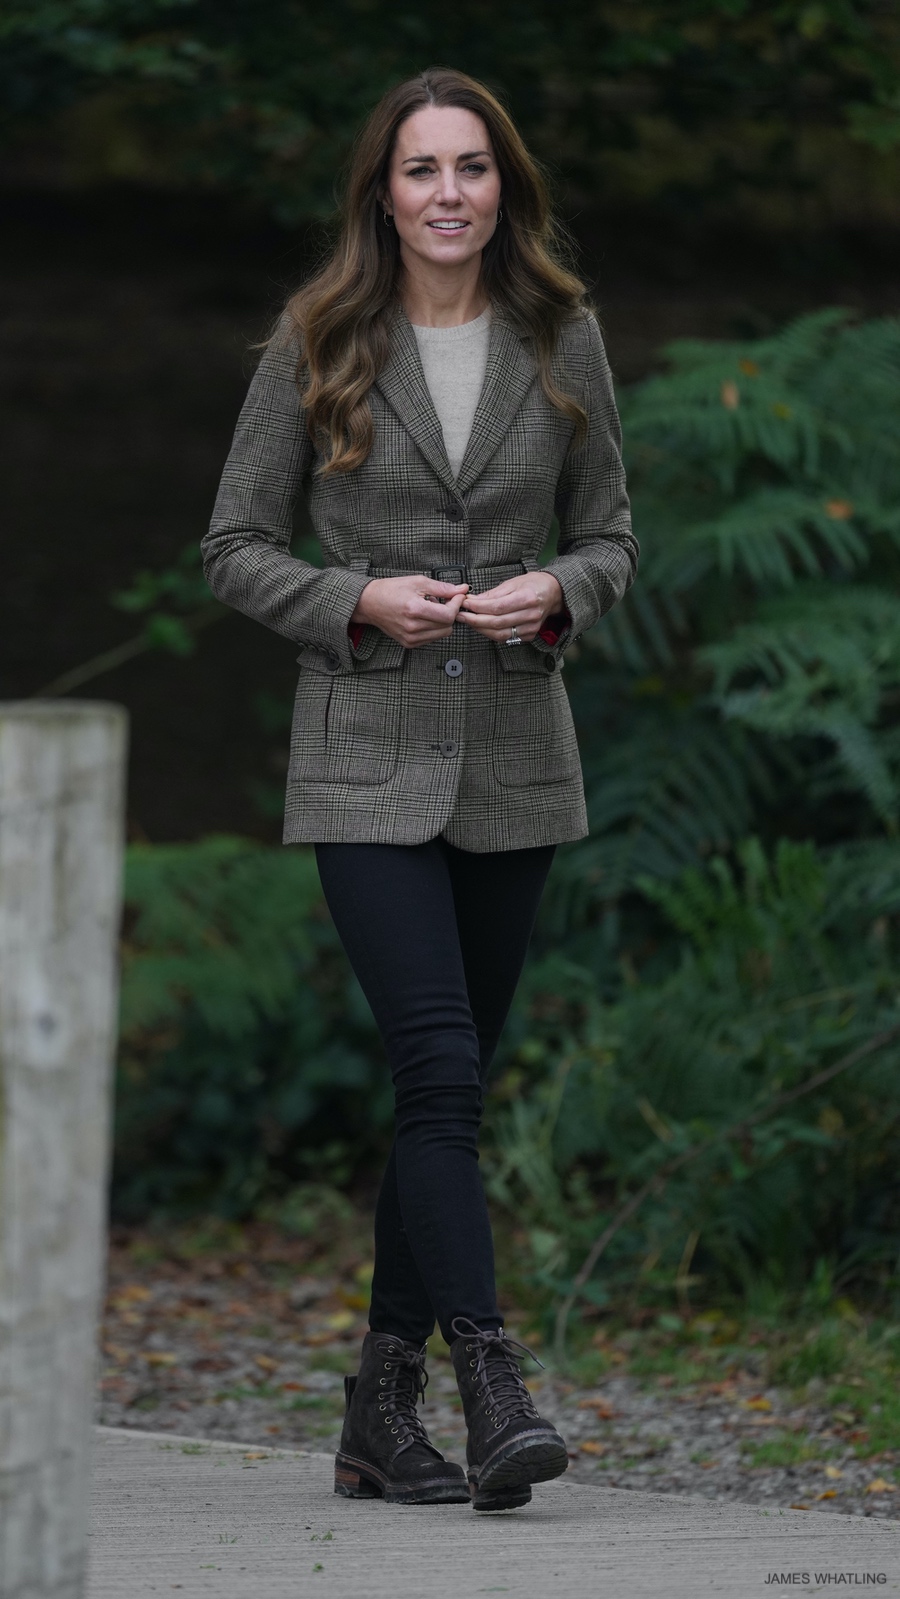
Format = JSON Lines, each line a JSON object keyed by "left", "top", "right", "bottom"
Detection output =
{"left": 296, "top": 635, "right": 407, "bottom": 676}
{"left": 493, "top": 642, "right": 561, "bottom": 676}
{"left": 352, "top": 631, "right": 408, "bottom": 673}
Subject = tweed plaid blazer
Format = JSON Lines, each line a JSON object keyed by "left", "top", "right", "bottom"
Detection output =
{"left": 203, "top": 305, "right": 637, "bottom": 851}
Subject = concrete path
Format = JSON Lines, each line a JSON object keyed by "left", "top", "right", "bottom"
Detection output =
{"left": 88, "top": 1427, "right": 900, "bottom": 1598}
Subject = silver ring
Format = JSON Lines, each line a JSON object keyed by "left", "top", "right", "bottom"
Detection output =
{"left": 506, "top": 625, "right": 522, "bottom": 647}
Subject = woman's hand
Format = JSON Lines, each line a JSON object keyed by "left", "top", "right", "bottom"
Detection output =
{"left": 457, "top": 573, "right": 564, "bottom": 643}
{"left": 351, "top": 576, "right": 470, "bottom": 648}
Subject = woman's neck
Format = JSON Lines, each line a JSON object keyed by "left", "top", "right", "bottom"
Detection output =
{"left": 399, "top": 253, "right": 489, "bottom": 329}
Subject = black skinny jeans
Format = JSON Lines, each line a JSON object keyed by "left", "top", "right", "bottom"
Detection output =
{"left": 315, "top": 837, "right": 554, "bottom": 1346}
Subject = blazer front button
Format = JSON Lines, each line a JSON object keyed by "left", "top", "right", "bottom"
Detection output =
{"left": 444, "top": 502, "right": 465, "bottom": 522}
{"left": 444, "top": 659, "right": 463, "bottom": 677}
{"left": 439, "top": 740, "right": 459, "bottom": 758}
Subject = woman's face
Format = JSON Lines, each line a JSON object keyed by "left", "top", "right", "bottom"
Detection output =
{"left": 382, "top": 105, "right": 502, "bottom": 274}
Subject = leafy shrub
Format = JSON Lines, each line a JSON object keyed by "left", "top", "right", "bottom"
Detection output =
{"left": 115, "top": 837, "right": 392, "bottom": 1217}
{"left": 484, "top": 836, "right": 900, "bottom": 1323}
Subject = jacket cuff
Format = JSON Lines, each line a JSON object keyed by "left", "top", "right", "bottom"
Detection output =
{"left": 294, "top": 568, "right": 372, "bottom": 670}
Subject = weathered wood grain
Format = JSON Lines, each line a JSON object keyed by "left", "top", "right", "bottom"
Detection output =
{"left": 0, "top": 704, "right": 127, "bottom": 1599}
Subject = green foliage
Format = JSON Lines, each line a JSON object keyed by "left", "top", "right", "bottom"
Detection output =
{"left": 484, "top": 836, "right": 900, "bottom": 1315}
{"left": 3, "top": 2, "right": 899, "bottom": 221}
{"left": 116, "top": 837, "right": 392, "bottom": 1216}
{"left": 558, "top": 309, "right": 900, "bottom": 932}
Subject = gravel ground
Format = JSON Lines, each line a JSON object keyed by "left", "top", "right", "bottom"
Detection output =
{"left": 97, "top": 1229, "right": 900, "bottom": 1520}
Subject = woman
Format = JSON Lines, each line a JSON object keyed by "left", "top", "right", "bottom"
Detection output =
{"left": 203, "top": 66, "right": 637, "bottom": 1513}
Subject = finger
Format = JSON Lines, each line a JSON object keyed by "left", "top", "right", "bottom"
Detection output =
{"left": 416, "top": 580, "right": 469, "bottom": 600}
{"left": 463, "top": 580, "right": 533, "bottom": 606}
{"left": 416, "top": 598, "right": 466, "bottom": 624}
{"left": 458, "top": 605, "right": 541, "bottom": 629}
{"left": 461, "top": 591, "right": 537, "bottom": 617}
{"left": 457, "top": 614, "right": 539, "bottom": 640}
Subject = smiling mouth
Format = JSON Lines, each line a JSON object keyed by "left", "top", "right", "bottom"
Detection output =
{"left": 427, "top": 220, "right": 470, "bottom": 232}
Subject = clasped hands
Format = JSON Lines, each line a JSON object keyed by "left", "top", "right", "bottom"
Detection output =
{"left": 350, "top": 572, "right": 564, "bottom": 649}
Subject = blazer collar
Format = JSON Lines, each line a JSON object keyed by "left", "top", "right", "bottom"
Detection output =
{"left": 375, "top": 306, "right": 537, "bottom": 495}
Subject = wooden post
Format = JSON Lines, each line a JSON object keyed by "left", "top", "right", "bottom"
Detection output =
{"left": 0, "top": 703, "right": 127, "bottom": 1599}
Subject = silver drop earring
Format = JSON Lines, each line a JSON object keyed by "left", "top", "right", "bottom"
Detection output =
{"left": 383, "top": 211, "right": 393, "bottom": 226}
{"left": 498, "top": 207, "right": 503, "bottom": 221}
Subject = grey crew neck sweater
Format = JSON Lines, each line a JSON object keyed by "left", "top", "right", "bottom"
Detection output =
{"left": 411, "top": 308, "right": 491, "bottom": 479}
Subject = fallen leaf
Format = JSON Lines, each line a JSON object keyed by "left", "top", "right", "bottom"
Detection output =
{"left": 720, "top": 380, "right": 740, "bottom": 410}
{"left": 741, "top": 1397, "right": 773, "bottom": 1412}
{"left": 824, "top": 1466, "right": 843, "bottom": 1480}
{"left": 700, "top": 1461, "right": 720, "bottom": 1470}
{"left": 225, "top": 1301, "right": 253, "bottom": 1317}
{"left": 789, "top": 1503, "right": 810, "bottom": 1511}
{"left": 825, "top": 499, "right": 853, "bottom": 520}
{"left": 145, "top": 1352, "right": 177, "bottom": 1367}
{"left": 113, "top": 1284, "right": 152, "bottom": 1306}
{"left": 816, "top": 1490, "right": 838, "bottom": 1500}
{"left": 254, "top": 1356, "right": 278, "bottom": 1373}
{"left": 865, "top": 1478, "right": 897, "bottom": 1495}
{"left": 579, "top": 1440, "right": 605, "bottom": 1455}
{"left": 103, "top": 1343, "right": 130, "bottom": 1362}
{"left": 338, "top": 1291, "right": 369, "bottom": 1312}
{"left": 578, "top": 1398, "right": 617, "bottom": 1419}
{"left": 738, "top": 358, "right": 760, "bottom": 377}
{"left": 281, "top": 1381, "right": 306, "bottom": 1393}
{"left": 324, "top": 1311, "right": 355, "bottom": 1333}
{"left": 832, "top": 1410, "right": 856, "bottom": 1425}
{"left": 243, "top": 1452, "right": 268, "bottom": 1460}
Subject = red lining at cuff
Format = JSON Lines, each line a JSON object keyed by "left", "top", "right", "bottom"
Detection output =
{"left": 538, "top": 609, "right": 570, "bottom": 646}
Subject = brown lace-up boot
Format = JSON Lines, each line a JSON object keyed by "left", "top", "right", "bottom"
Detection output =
{"left": 334, "top": 1332, "right": 470, "bottom": 1505}
{"left": 450, "top": 1317, "right": 569, "bottom": 1511}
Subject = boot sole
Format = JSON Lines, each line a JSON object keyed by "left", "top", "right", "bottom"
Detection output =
{"left": 469, "top": 1432, "right": 569, "bottom": 1513}
{"left": 334, "top": 1451, "right": 470, "bottom": 1506}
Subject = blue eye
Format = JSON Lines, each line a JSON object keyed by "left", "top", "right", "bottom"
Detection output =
{"left": 464, "top": 164, "right": 487, "bottom": 175}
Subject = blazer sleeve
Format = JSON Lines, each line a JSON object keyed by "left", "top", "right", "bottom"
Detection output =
{"left": 201, "top": 325, "right": 373, "bottom": 670}
{"left": 539, "top": 312, "right": 638, "bottom": 655}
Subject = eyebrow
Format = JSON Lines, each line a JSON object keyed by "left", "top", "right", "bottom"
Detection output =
{"left": 401, "top": 150, "right": 492, "bottom": 164}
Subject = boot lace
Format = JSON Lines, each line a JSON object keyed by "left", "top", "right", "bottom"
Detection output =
{"left": 450, "top": 1317, "right": 544, "bottom": 1429}
{"left": 373, "top": 1336, "right": 433, "bottom": 1456}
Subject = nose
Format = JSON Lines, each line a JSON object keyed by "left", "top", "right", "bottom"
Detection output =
{"left": 435, "top": 164, "right": 462, "bottom": 204}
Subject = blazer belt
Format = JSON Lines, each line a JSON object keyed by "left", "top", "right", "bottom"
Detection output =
{"left": 362, "top": 561, "right": 535, "bottom": 596}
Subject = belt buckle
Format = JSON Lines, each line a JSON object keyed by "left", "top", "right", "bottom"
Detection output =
{"left": 431, "top": 565, "right": 466, "bottom": 585}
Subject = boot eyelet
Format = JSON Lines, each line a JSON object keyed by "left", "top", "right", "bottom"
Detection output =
{"left": 469, "top": 1358, "right": 476, "bottom": 1367}
{"left": 379, "top": 1403, "right": 386, "bottom": 1410}
{"left": 384, "top": 1363, "right": 391, "bottom": 1370}
{"left": 379, "top": 1378, "right": 386, "bottom": 1385}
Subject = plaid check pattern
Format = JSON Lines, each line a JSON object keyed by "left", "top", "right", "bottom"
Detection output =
{"left": 203, "top": 307, "right": 637, "bottom": 850}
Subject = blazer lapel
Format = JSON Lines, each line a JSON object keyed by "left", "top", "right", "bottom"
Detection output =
{"left": 375, "top": 311, "right": 457, "bottom": 494}
{"left": 455, "top": 313, "right": 537, "bottom": 494}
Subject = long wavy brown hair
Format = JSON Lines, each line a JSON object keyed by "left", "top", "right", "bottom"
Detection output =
{"left": 281, "top": 67, "right": 590, "bottom": 475}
